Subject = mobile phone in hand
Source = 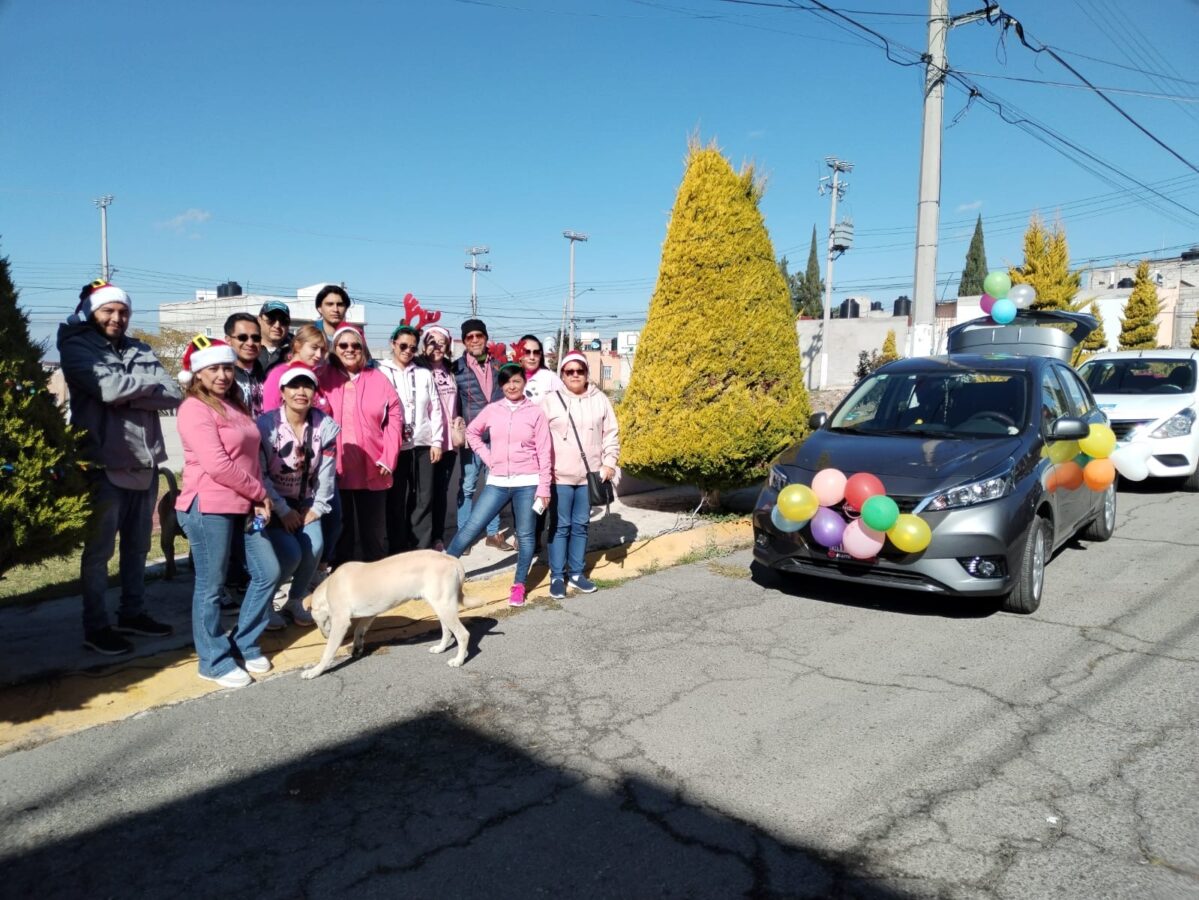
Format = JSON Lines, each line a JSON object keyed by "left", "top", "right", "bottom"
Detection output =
{"left": 532, "top": 497, "right": 546, "bottom": 515}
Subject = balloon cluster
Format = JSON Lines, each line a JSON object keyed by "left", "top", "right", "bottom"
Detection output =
{"left": 770, "top": 469, "right": 933, "bottom": 559}
{"left": 1043, "top": 423, "right": 1123, "bottom": 493}
{"left": 979, "top": 271, "right": 1037, "bottom": 325}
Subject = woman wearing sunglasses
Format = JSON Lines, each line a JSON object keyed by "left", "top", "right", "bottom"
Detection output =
{"left": 417, "top": 325, "right": 459, "bottom": 552}
{"left": 541, "top": 350, "right": 620, "bottom": 600}
{"left": 261, "top": 325, "right": 330, "bottom": 413}
{"left": 516, "top": 333, "right": 563, "bottom": 403}
{"left": 444, "top": 363, "right": 552, "bottom": 608}
{"left": 379, "top": 323, "right": 444, "bottom": 552}
{"left": 319, "top": 324, "right": 403, "bottom": 564}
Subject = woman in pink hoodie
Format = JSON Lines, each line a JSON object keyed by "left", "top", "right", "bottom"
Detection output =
{"left": 540, "top": 350, "right": 620, "bottom": 600}
{"left": 175, "top": 337, "right": 280, "bottom": 690}
{"left": 319, "top": 324, "right": 403, "bottom": 564}
{"left": 445, "top": 363, "right": 552, "bottom": 607}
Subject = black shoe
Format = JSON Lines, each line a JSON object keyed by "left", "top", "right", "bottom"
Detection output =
{"left": 114, "top": 613, "right": 174, "bottom": 637}
{"left": 83, "top": 628, "right": 134, "bottom": 656}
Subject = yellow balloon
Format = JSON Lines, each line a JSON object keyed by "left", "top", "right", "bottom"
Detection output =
{"left": 1046, "top": 440, "right": 1079, "bottom": 465}
{"left": 777, "top": 484, "right": 819, "bottom": 522}
{"left": 887, "top": 514, "right": 932, "bottom": 553}
{"left": 1079, "top": 423, "right": 1116, "bottom": 459}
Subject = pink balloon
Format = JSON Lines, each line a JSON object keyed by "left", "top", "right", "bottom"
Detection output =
{"left": 811, "top": 468, "right": 847, "bottom": 507}
{"left": 980, "top": 293, "right": 996, "bottom": 314}
{"left": 841, "top": 520, "right": 886, "bottom": 560}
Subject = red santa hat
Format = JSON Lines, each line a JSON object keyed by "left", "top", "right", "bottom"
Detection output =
{"left": 331, "top": 323, "right": 366, "bottom": 348}
{"left": 557, "top": 350, "right": 589, "bottom": 375}
{"left": 75, "top": 280, "right": 131, "bottom": 321}
{"left": 277, "top": 360, "right": 320, "bottom": 389}
{"left": 179, "top": 336, "right": 236, "bottom": 385}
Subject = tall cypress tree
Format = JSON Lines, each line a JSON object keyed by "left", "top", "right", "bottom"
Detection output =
{"left": 796, "top": 226, "right": 823, "bottom": 318}
{"left": 1118, "top": 261, "right": 1163, "bottom": 350}
{"left": 620, "top": 141, "right": 810, "bottom": 505}
{"left": 1010, "top": 214, "right": 1084, "bottom": 311}
{"left": 0, "top": 249, "right": 91, "bottom": 575}
{"left": 957, "top": 214, "right": 988, "bottom": 296}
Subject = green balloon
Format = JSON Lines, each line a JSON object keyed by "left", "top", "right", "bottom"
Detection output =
{"left": 983, "top": 270, "right": 1011, "bottom": 299}
{"left": 860, "top": 494, "right": 899, "bottom": 532}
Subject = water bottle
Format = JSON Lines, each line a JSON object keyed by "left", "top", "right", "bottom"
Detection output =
{"left": 245, "top": 513, "right": 269, "bottom": 534}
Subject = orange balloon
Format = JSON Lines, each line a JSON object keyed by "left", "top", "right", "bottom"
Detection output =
{"left": 1083, "top": 457, "right": 1116, "bottom": 491}
{"left": 1044, "top": 468, "right": 1058, "bottom": 493}
{"left": 1055, "top": 460, "right": 1084, "bottom": 491}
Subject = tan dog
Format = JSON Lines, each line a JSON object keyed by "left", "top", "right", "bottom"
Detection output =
{"left": 300, "top": 550, "right": 482, "bottom": 678}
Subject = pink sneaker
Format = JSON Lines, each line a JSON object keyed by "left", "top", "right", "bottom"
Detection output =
{"left": 508, "top": 584, "right": 526, "bottom": 607}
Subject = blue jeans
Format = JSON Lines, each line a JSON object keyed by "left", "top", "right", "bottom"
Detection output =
{"left": 266, "top": 518, "right": 324, "bottom": 602}
{"left": 457, "top": 449, "right": 500, "bottom": 538}
{"left": 81, "top": 472, "right": 156, "bottom": 634}
{"left": 179, "top": 499, "right": 280, "bottom": 678}
{"left": 550, "top": 483, "right": 591, "bottom": 581}
{"left": 447, "top": 484, "right": 537, "bottom": 585}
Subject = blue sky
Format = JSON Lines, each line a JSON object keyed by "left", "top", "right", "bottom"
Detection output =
{"left": 3, "top": 0, "right": 1198, "bottom": 352}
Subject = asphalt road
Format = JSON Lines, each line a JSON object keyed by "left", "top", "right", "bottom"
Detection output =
{"left": 0, "top": 482, "right": 1196, "bottom": 899}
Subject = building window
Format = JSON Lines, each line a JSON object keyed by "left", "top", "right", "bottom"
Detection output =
{"left": 204, "top": 326, "right": 214, "bottom": 338}
{"left": 603, "top": 366, "right": 612, "bottom": 380}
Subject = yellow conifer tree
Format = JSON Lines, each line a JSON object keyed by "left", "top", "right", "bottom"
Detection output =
{"left": 879, "top": 329, "right": 899, "bottom": 364}
{"left": 1118, "top": 261, "right": 1163, "bottom": 350}
{"left": 620, "top": 141, "right": 810, "bottom": 504}
{"left": 1009, "top": 215, "right": 1084, "bottom": 311}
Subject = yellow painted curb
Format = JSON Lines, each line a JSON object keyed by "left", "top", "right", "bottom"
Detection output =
{"left": 0, "top": 520, "right": 751, "bottom": 753}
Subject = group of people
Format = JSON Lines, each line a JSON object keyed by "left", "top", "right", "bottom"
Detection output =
{"left": 56, "top": 280, "right": 620, "bottom": 689}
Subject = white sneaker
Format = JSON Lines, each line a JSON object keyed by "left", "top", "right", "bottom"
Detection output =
{"left": 244, "top": 656, "right": 272, "bottom": 675}
{"left": 272, "top": 582, "right": 291, "bottom": 611}
{"left": 266, "top": 609, "right": 287, "bottom": 631}
{"left": 199, "top": 667, "right": 252, "bottom": 689}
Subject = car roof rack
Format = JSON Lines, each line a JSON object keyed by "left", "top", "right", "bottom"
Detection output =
{"left": 946, "top": 309, "right": 1097, "bottom": 363}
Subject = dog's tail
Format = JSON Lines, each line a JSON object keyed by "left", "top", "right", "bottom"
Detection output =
{"left": 160, "top": 468, "right": 178, "bottom": 495}
{"left": 454, "top": 556, "right": 489, "bottom": 609}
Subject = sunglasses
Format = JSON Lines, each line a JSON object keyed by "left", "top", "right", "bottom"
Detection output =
{"left": 395, "top": 342, "right": 417, "bottom": 351}
{"left": 562, "top": 368, "right": 586, "bottom": 376}
{"left": 232, "top": 333, "right": 262, "bottom": 343}
{"left": 523, "top": 347, "right": 542, "bottom": 356}
{"left": 425, "top": 339, "right": 446, "bottom": 350}
{"left": 464, "top": 332, "right": 486, "bottom": 341}
{"left": 336, "top": 342, "right": 363, "bottom": 351}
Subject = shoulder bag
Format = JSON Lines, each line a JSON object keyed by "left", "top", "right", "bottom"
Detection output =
{"left": 556, "top": 392, "right": 614, "bottom": 508}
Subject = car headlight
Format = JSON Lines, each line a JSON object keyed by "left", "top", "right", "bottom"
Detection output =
{"left": 1151, "top": 408, "right": 1195, "bottom": 439}
{"left": 924, "top": 472, "right": 1013, "bottom": 512}
{"left": 768, "top": 465, "right": 789, "bottom": 492}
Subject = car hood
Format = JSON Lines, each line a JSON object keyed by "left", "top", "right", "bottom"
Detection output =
{"left": 775, "top": 430, "right": 1022, "bottom": 497}
{"left": 1093, "top": 392, "right": 1196, "bottom": 423}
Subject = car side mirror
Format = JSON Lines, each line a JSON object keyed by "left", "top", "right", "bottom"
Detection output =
{"left": 1047, "top": 416, "right": 1088, "bottom": 440}
{"left": 809, "top": 411, "right": 828, "bottom": 430}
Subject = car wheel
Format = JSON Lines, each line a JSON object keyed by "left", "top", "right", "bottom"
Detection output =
{"left": 1080, "top": 483, "right": 1116, "bottom": 542}
{"left": 1001, "top": 516, "right": 1048, "bottom": 615}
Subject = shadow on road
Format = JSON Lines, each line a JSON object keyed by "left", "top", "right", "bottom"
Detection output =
{"left": 750, "top": 562, "right": 1001, "bottom": 620}
{"left": 0, "top": 710, "right": 916, "bottom": 899}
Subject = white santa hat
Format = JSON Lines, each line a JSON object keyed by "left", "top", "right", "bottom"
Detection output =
{"left": 422, "top": 324, "right": 452, "bottom": 348}
{"left": 75, "top": 281, "right": 131, "bottom": 321}
{"left": 178, "top": 337, "right": 236, "bottom": 385}
{"left": 557, "top": 350, "right": 589, "bottom": 375}
{"left": 277, "top": 361, "right": 320, "bottom": 389}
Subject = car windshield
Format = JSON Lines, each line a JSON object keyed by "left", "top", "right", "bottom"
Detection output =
{"left": 829, "top": 371, "right": 1028, "bottom": 437}
{"left": 1077, "top": 358, "right": 1197, "bottom": 395}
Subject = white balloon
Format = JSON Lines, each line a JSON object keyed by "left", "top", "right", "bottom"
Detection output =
{"left": 1009, "top": 283, "right": 1036, "bottom": 310}
{"left": 1109, "top": 445, "right": 1149, "bottom": 481}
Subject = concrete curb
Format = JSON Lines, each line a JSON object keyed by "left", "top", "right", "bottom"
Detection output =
{"left": 0, "top": 519, "right": 751, "bottom": 754}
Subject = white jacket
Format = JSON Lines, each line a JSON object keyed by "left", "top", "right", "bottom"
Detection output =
{"left": 377, "top": 359, "right": 445, "bottom": 451}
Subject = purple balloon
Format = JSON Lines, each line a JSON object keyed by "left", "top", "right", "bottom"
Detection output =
{"left": 980, "top": 293, "right": 996, "bottom": 314}
{"left": 809, "top": 507, "right": 847, "bottom": 548}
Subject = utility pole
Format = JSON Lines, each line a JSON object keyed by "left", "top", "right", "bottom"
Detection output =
{"left": 910, "top": 0, "right": 993, "bottom": 357}
{"left": 563, "top": 230, "right": 588, "bottom": 351}
{"left": 94, "top": 195, "right": 114, "bottom": 281}
{"left": 817, "top": 159, "right": 853, "bottom": 389}
{"left": 465, "top": 246, "right": 490, "bottom": 317}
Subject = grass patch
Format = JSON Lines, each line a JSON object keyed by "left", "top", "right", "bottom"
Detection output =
{"left": 697, "top": 511, "right": 750, "bottom": 525}
{"left": 707, "top": 561, "right": 751, "bottom": 580}
{"left": 675, "top": 539, "right": 728, "bottom": 566}
{"left": 590, "top": 576, "right": 630, "bottom": 590}
{"left": 0, "top": 473, "right": 188, "bottom": 608}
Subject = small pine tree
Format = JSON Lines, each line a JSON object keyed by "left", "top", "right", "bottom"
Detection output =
{"left": 620, "top": 141, "right": 810, "bottom": 505}
{"left": 1010, "top": 215, "right": 1084, "bottom": 311}
{"left": 879, "top": 328, "right": 899, "bottom": 363}
{"left": 795, "top": 226, "right": 824, "bottom": 318}
{"left": 0, "top": 250, "right": 91, "bottom": 575}
{"left": 1118, "top": 261, "right": 1163, "bottom": 350}
{"left": 1191, "top": 317, "right": 1199, "bottom": 350}
{"left": 957, "top": 215, "right": 988, "bottom": 296}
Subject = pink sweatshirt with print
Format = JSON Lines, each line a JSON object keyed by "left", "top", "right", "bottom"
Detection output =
{"left": 175, "top": 397, "right": 267, "bottom": 514}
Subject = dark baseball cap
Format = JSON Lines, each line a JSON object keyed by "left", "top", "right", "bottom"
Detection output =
{"left": 259, "top": 300, "right": 291, "bottom": 320}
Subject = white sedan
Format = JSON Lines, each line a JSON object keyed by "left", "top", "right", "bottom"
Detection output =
{"left": 1077, "top": 349, "right": 1199, "bottom": 491}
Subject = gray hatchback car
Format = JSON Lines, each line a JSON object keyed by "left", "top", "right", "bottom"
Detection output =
{"left": 753, "top": 311, "right": 1115, "bottom": 613}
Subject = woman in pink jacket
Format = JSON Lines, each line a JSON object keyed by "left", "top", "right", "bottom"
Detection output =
{"left": 541, "top": 351, "right": 620, "bottom": 600}
{"left": 319, "top": 324, "right": 403, "bottom": 563}
{"left": 445, "top": 362, "right": 552, "bottom": 607}
{"left": 175, "top": 337, "right": 280, "bottom": 689}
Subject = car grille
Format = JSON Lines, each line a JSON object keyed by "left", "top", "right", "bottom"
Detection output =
{"left": 1111, "top": 419, "right": 1152, "bottom": 440}
{"left": 889, "top": 495, "right": 924, "bottom": 513}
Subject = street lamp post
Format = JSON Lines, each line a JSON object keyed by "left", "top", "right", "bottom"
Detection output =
{"left": 563, "top": 230, "right": 589, "bottom": 351}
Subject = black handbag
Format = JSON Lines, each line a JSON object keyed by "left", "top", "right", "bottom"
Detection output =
{"left": 557, "top": 393, "right": 614, "bottom": 508}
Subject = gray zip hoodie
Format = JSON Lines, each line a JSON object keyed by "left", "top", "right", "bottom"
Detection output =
{"left": 56, "top": 319, "right": 183, "bottom": 471}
